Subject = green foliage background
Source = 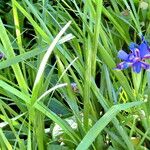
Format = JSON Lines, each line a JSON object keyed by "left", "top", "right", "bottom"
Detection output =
{"left": 0, "top": 0, "right": 150, "bottom": 150}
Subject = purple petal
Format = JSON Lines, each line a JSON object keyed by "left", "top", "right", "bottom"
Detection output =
{"left": 138, "top": 42, "right": 150, "bottom": 58}
{"left": 141, "top": 35, "right": 145, "bottom": 41}
{"left": 132, "top": 62, "right": 142, "bottom": 73}
{"left": 71, "top": 82, "right": 77, "bottom": 88}
{"left": 142, "top": 36, "right": 148, "bottom": 45}
{"left": 132, "top": 48, "right": 140, "bottom": 57}
{"left": 140, "top": 62, "right": 150, "bottom": 70}
{"left": 114, "top": 61, "right": 132, "bottom": 70}
{"left": 143, "top": 53, "right": 150, "bottom": 59}
{"left": 0, "top": 53, "right": 4, "bottom": 59}
{"left": 127, "top": 53, "right": 140, "bottom": 63}
{"left": 117, "top": 50, "right": 128, "bottom": 60}
{"left": 129, "top": 42, "right": 138, "bottom": 52}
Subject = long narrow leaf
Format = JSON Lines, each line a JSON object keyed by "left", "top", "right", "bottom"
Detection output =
{"left": 76, "top": 101, "right": 144, "bottom": 150}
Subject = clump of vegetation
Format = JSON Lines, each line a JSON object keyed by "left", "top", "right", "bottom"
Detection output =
{"left": 0, "top": 0, "right": 150, "bottom": 150}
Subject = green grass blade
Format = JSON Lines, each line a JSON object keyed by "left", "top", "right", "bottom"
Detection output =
{"left": 91, "top": 0, "right": 103, "bottom": 77}
{"left": 0, "top": 80, "right": 79, "bottom": 144}
{"left": 0, "top": 46, "right": 47, "bottom": 70}
{"left": 37, "top": 83, "right": 67, "bottom": 101}
{"left": 13, "top": 0, "right": 50, "bottom": 42}
{"left": 31, "top": 21, "right": 71, "bottom": 104}
{"left": 0, "top": 128, "right": 12, "bottom": 150}
{"left": 0, "top": 18, "right": 28, "bottom": 93}
{"left": 98, "top": 44, "right": 135, "bottom": 100}
{"left": 76, "top": 101, "right": 144, "bottom": 150}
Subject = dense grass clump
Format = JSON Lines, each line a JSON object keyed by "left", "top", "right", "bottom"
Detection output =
{"left": 0, "top": 0, "right": 150, "bottom": 150}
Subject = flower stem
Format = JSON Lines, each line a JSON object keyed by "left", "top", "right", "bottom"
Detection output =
{"left": 132, "top": 71, "right": 142, "bottom": 95}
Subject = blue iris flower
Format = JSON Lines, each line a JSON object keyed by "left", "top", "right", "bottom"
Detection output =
{"left": 0, "top": 53, "right": 4, "bottom": 59}
{"left": 115, "top": 38, "right": 150, "bottom": 73}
